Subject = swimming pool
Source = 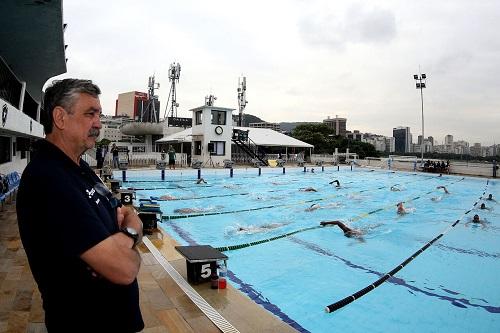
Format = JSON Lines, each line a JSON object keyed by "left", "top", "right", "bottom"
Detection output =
{"left": 122, "top": 167, "right": 500, "bottom": 333}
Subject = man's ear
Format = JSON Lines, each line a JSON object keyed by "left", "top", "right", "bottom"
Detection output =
{"left": 52, "top": 106, "right": 67, "bottom": 130}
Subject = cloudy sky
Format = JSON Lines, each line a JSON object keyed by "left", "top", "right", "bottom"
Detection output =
{"left": 54, "top": 0, "right": 500, "bottom": 145}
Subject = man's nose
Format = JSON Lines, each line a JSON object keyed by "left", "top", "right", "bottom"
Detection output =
{"left": 95, "top": 115, "right": 103, "bottom": 129}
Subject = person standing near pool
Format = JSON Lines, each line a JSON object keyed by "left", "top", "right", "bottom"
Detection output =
{"left": 111, "top": 143, "right": 119, "bottom": 169}
{"left": 168, "top": 144, "right": 176, "bottom": 170}
{"left": 16, "top": 79, "right": 144, "bottom": 332}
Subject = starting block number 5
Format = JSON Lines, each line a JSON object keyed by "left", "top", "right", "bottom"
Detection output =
{"left": 200, "top": 263, "right": 211, "bottom": 278}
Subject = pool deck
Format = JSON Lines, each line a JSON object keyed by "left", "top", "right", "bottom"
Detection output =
{"left": 0, "top": 199, "right": 298, "bottom": 333}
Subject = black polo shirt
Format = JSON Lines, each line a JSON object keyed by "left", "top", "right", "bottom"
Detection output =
{"left": 17, "top": 140, "right": 143, "bottom": 332}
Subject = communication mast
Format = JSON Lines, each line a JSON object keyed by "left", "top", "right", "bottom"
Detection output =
{"left": 164, "top": 62, "right": 181, "bottom": 122}
{"left": 205, "top": 94, "right": 217, "bottom": 106}
{"left": 141, "top": 74, "right": 160, "bottom": 123}
{"left": 237, "top": 76, "right": 248, "bottom": 126}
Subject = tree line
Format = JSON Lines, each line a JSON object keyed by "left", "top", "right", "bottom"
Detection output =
{"left": 291, "top": 123, "right": 379, "bottom": 159}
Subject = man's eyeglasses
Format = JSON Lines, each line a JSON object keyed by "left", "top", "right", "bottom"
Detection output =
{"left": 94, "top": 182, "right": 122, "bottom": 209}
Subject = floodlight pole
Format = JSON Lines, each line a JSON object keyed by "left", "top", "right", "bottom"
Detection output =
{"left": 414, "top": 73, "right": 427, "bottom": 164}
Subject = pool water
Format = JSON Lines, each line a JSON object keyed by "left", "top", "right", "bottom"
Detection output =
{"left": 122, "top": 167, "right": 500, "bottom": 333}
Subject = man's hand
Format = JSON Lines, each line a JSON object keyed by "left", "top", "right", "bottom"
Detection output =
{"left": 116, "top": 206, "right": 125, "bottom": 228}
{"left": 120, "top": 206, "right": 143, "bottom": 232}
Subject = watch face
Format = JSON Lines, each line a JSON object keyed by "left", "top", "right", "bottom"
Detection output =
{"left": 126, "top": 227, "right": 138, "bottom": 236}
{"left": 121, "top": 227, "right": 139, "bottom": 246}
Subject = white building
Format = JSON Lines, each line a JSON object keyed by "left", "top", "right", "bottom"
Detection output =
{"left": 385, "top": 137, "right": 395, "bottom": 153}
{"left": 249, "top": 122, "right": 281, "bottom": 132}
{"left": 453, "top": 141, "right": 470, "bottom": 155}
{"left": 190, "top": 105, "right": 234, "bottom": 165}
{"left": 412, "top": 141, "right": 433, "bottom": 154}
{"left": 362, "top": 135, "right": 395, "bottom": 153}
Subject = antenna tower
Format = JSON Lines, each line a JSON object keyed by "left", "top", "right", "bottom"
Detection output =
{"left": 164, "top": 62, "right": 181, "bottom": 122}
{"left": 237, "top": 76, "right": 248, "bottom": 126}
{"left": 141, "top": 75, "right": 160, "bottom": 123}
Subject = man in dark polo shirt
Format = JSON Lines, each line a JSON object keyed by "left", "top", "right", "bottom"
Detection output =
{"left": 17, "top": 79, "right": 144, "bottom": 332}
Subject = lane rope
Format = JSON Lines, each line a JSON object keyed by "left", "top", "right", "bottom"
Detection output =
{"left": 162, "top": 174, "right": 446, "bottom": 221}
{"left": 212, "top": 177, "right": 465, "bottom": 252}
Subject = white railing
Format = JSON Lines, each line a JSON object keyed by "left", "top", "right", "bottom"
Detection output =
{"left": 96, "top": 151, "right": 188, "bottom": 167}
{"left": 311, "top": 153, "right": 336, "bottom": 164}
{"left": 356, "top": 158, "right": 498, "bottom": 177}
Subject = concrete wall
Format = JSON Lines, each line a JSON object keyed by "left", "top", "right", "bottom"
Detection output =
{"left": 0, "top": 100, "right": 43, "bottom": 175}
{"left": 0, "top": 151, "right": 29, "bottom": 175}
{"left": 2, "top": 100, "right": 44, "bottom": 138}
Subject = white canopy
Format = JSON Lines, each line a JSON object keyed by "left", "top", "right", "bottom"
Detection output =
{"left": 156, "top": 128, "right": 192, "bottom": 143}
{"left": 156, "top": 126, "right": 313, "bottom": 148}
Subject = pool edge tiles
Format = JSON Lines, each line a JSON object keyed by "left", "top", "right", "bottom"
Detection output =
{"left": 161, "top": 222, "right": 312, "bottom": 333}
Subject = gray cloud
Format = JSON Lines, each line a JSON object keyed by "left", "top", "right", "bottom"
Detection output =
{"left": 53, "top": 0, "right": 500, "bottom": 145}
{"left": 299, "top": 4, "right": 396, "bottom": 49}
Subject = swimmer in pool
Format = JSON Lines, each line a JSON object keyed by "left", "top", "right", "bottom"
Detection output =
{"left": 320, "top": 220, "right": 363, "bottom": 238}
{"left": 174, "top": 207, "right": 201, "bottom": 214}
{"left": 196, "top": 178, "right": 207, "bottom": 184}
{"left": 486, "top": 194, "right": 496, "bottom": 202}
{"left": 159, "top": 194, "right": 176, "bottom": 200}
{"left": 174, "top": 205, "right": 223, "bottom": 214}
{"left": 465, "top": 214, "right": 488, "bottom": 228}
{"left": 397, "top": 202, "right": 407, "bottom": 215}
{"left": 480, "top": 203, "right": 491, "bottom": 211}
{"left": 305, "top": 204, "right": 321, "bottom": 212}
{"left": 329, "top": 180, "right": 340, "bottom": 187}
{"left": 236, "top": 223, "right": 285, "bottom": 233}
{"left": 300, "top": 187, "right": 317, "bottom": 192}
{"left": 390, "top": 185, "right": 401, "bottom": 191}
{"left": 436, "top": 186, "right": 449, "bottom": 194}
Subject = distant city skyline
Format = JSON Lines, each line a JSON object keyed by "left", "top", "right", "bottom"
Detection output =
{"left": 51, "top": 0, "right": 500, "bottom": 145}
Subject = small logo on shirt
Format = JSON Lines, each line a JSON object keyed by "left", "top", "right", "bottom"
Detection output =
{"left": 86, "top": 188, "right": 96, "bottom": 199}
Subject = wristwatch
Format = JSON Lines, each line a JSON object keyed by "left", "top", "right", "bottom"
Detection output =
{"left": 120, "top": 227, "right": 140, "bottom": 247}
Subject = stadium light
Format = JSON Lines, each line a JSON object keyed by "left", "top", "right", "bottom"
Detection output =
{"left": 414, "top": 73, "right": 427, "bottom": 164}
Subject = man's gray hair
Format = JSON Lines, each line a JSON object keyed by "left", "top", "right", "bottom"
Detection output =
{"left": 42, "top": 79, "right": 101, "bottom": 134}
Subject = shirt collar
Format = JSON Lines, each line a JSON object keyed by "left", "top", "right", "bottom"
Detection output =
{"left": 34, "top": 139, "right": 91, "bottom": 171}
